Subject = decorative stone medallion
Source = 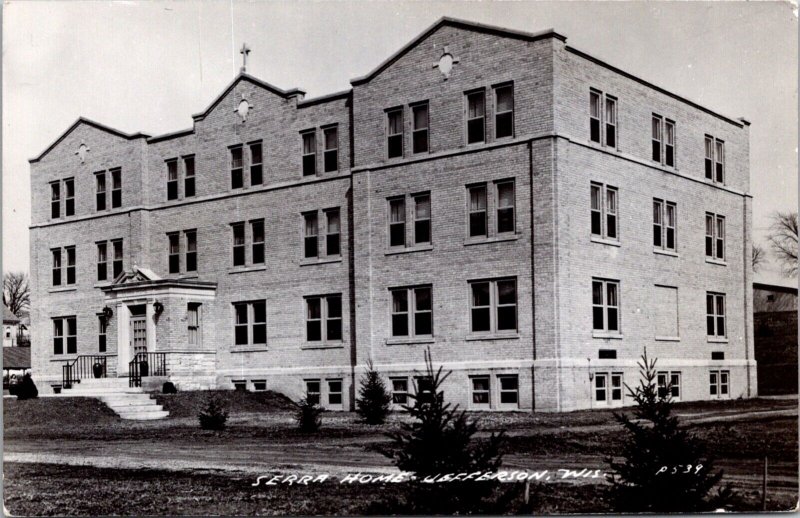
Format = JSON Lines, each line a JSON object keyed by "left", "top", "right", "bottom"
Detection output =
{"left": 433, "top": 46, "right": 460, "bottom": 80}
{"left": 235, "top": 98, "right": 252, "bottom": 123}
{"left": 75, "top": 143, "right": 90, "bottom": 163}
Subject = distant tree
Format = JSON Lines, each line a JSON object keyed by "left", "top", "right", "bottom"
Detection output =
{"left": 768, "top": 211, "right": 798, "bottom": 278}
{"left": 380, "top": 348, "right": 511, "bottom": 514}
{"left": 356, "top": 359, "right": 392, "bottom": 424}
{"left": 606, "top": 349, "right": 732, "bottom": 512}
{"left": 752, "top": 244, "right": 766, "bottom": 273}
{"left": 3, "top": 272, "right": 30, "bottom": 317}
{"left": 16, "top": 373, "right": 38, "bottom": 400}
{"left": 295, "top": 396, "right": 323, "bottom": 432}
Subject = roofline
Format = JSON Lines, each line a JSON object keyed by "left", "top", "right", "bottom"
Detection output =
{"left": 191, "top": 73, "right": 306, "bottom": 122}
{"left": 100, "top": 278, "right": 218, "bottom": 292}
{"left": 350, "top": 16, "right": 566, "bottom": 86}
{"left": 297, "top": 89, "right": 352, "bottom": 108}
{"left": 147, "top": 128, "right": 195, "bottom": 144}
{"left": 565, "top": 46, "right": 747, "bottom": 129}
{"left": 29, "top": 117, "right": 150, "bottom": 163}
{"left": 753, "top": 282, "right": 798, "bottom": 295}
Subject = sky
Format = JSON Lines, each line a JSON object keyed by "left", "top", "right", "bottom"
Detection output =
{"left": 3, "top": 1, "right": 797, "bottom": 284}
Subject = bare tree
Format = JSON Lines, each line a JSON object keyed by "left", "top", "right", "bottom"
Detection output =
{"left": 752, "top": 244, "right": 766, "bottom": 273}
{"left": 768, "top": 211, "right": 798, "bottom": 278}
{"left": 3, "top": 272, "right": 30, "bottom": 316}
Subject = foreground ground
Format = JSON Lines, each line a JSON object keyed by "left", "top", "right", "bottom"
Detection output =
{"left": 4, "top": 392, "right": 798, "bottom": 515}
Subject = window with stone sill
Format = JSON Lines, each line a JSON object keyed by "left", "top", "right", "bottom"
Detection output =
{"left": 591, "top": 182, "right": 618, "bottom": 241}
{"left": 469, "top": 278, "right": 517, "bottom": 334}
{"left": 305, "top": 294, "right": 342, "bottom": 343}
{"left": 233, "top": 301, "right": 267, "bottom": 348}
{"left": 390, "top": 286, "right": 433, "bottom": 338}
{"left": 230, "top": 146, "right": 244, "bottom": 189}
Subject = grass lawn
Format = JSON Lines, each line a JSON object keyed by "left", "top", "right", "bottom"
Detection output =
{"left": 4, "top": 393, "right": 797, "bottom": 515}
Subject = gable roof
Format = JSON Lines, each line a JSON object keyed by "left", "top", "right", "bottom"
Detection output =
{"left": 3, "top": 306, "right": 20, "bottom": 324}
{"left": 3, "top": 347, "right": 30, "bottom": 370}
{"left": 191, "top": 73, "right": 306, "bottom": 122}
{"left": 350, "top": 17, "right": 565, "bottom": 86}
{"left": 29, "top": 117, "right": 151, "bottom": 164}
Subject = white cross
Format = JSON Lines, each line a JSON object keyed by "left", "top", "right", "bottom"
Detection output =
{"left": 75, "top": 143, "right": 90, "bottom": 163}
{"left": 433, "top": 46, "right": 460, "bottom": 80}
{"left": 240, "top": 43, "right": 251, "bottom": 73}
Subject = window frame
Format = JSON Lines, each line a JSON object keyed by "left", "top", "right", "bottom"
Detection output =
{"left": 589, "top": 89, "right": 617, "bottom": 148}
{"left": 498, "top": 374, "right": 520, "bottom": 408}
{"left": 251, "top": 219, "right": 265, "bottom": 265}
{"left": 112, "top": 239, "right": 123, "bottom": 279}
{"left": 305, "top": 294, "right": 343, "bottom": 344}
{"left": 391, "top": 377, "right": 409, "bottom": 406}
{"left": 183, "top": 155, "right": 196, "bottom": 197}
{"left": 305, "top": 379, "right": 321, "bottom": 406}
{"left": 249, "top": 141, "right": 263, "bottom": 186}
{"left": 664, "top": 119, "right": 675, "bottom": 167}
{"left": 96, "top": 242, "right": 108, "bottom": 282}
{"left": 65, "top": 246, "right": 76, "bottom": 285}
{"left": 231, "top": 222, "right": 246, "bottom": 267}
{"left": 232, "top": 300, "right": 267, "bottom": 348}
{"left": 657, "top": 371, "right": 682, "bottom": 401}
{"left": 386, "top": 108, "right": 404, "bottom": 159}
{"left": 110, "top": 168, "right": 122, "bottom": 208}
{"left": 64, "top": 178, "right": 75, "bottom": 217}
{"left": 495, "top": 179, "right": 515, "bottom": 235}
{"left": 303, "top": 211, "right": 319, "bottom": 259}
{"left": 706, "top": 292, "right": 727, "bottom": 339}
{"left": 185, "top": 229, "right": 197, "bottom": 273}
{"left": 705, "top": 212, "right": 725, "bottom": 261}
{"left": 230, "top": 145, "right": 244, "bottom": 189}
{"left": 413, "top": 193, "right": 431, "bottom": 245}
{"left": 324, "top": 208, "right": 341, "bottom": 257}
{"left": 52, "top": 248, "right": 62, "bottom": 286}
{"left": 50, "top": 181, "right": 61, "bottom": 219}
{"left": 652, "top": 114, "right": 663, "bottom": 163}
{"left": 388, "top": 196, "right": 406, "bottom": 248}
{"left": 95, "top": 171, "right": 107, "bottom": 211}
{"left": 590, "top": 182, "right": 618, "bottom": 241}
{"left": 411, "top": 102, "right": 429, "bottom": 154}
{"left": 166, "top": 159, "right": 179, "bottom": 200}
{"left": 390, "top": 285, "right": 433, "bottom": 339}
{"left": 470, "top": 375, "right": 491, "bottom": 409}
{"left": 98, "top": 314, "right": 107, "bottom": 353}
{"left": 327, "top": 378, "right": 343, "bottom": 407}
{"left": 465, "top": 89, "right": 486, "bottom": 145}
{"left": 302, "top": 130, "right": 317, "bottom": 176}
{"left": 167, "top": 232, "right": 180, "bottom": 274}
{"left": 653, "top": 199, "right": 677, "bottom": 252}
{"left": 469, "top": 277, "right": 518, "bottom": 335}
{"left": 709, "top": 369, "right": 730, "bottom": 398}
{"left": 467, "top": 183, "right": 488, "bottom": 239}
{"left": 323, "top": 126, "right": 338, "bottom": 173}
{"left": 187, "top": 303, "right": 201, "bottom": 346}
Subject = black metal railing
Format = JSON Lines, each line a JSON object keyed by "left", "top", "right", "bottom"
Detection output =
{"left": 62, "top": 355, "right": 108, "bottom": 388}
{"left": 129, "top": 352, "right": 167, "bottom": 388}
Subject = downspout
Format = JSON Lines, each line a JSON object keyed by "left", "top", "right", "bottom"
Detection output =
{"left": 528, "top": 139, "right": 536, "bottom": 411}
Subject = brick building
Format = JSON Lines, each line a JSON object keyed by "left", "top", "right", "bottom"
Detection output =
{"left": 28, "top": 18, "right": 755, "bottom": 411}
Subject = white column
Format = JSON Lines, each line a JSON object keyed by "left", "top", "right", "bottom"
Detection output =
{"left": 146, "top": 301, "right": 157, "bottom": 352}
{"left": 116, "top": 303, "right": 130, "bottom": 376}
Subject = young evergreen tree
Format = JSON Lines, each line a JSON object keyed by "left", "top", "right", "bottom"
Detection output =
{"left": 356, "top": 359, "right": 392, "bottom": 424}
{"left": 295, "top": 396, "right": 323, "bottom": 432}
{"left": 198, "top": 394, "right": 228, "bottom": 431}
{"left": 380, "top": 348, "right": 511, "bottom": 514}
{"left": 607, "top": 349, "right": 731, "bottom": 512}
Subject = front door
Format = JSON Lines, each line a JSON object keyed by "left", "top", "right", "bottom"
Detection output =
{"left": 130, "top": 310, "right": 147, "bottom": 356}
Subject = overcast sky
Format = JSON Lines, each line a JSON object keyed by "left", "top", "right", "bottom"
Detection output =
{"left": 3, "top": 1, "right": 797, "bottom": 284}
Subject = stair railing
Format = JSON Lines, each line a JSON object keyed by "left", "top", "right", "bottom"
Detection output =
{"left": 62, "top": 355, "right": 108, "bottom": 389}
{"left": 128, "top": 352, "right": 167, "bottom": 388}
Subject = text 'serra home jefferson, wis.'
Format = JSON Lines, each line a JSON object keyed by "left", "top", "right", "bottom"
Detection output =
{"left": 28, "top": 17, "right": 754, "bottom": 412}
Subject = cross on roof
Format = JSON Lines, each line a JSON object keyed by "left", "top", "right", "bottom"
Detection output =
{"left": 240, "top": 43, "right": 251, "bottom": 73}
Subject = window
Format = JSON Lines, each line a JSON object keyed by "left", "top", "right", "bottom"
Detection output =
{"left": 391, "top": 377, "right": 409, "bottom": 405}
{"left": 188, "top": 303, "right": 200, "bottom": 346}
{"left": 323, "top": 127, "right": 338, "bottom": 173}
{"left": 470, "top": 278, "right": 517, "bottom": 334}
{"left": 96, "top": 242, "right": 108, "bottom": 282}
{"left": 230, "top": 146, "right": 243, "bottom": 189}
{"left": 64, "top": 178, "right": 75, "bottom": 216}
{"left": 413, "top": 194, "right": 431, "bottom": 245}
{"left": 466, "top": 90, "right": 485, "bottom": 144}
{"left": 305, "top": 295, "right": 342, "bottom": 343}
{"left": 705, "top": 213, "right": 725, "bottom": 260}
{"left": 327, "top": 379, "right": 343, "bottom": 407}
{"left": 98, "top": 315, "right": 107, "bottom": 353}
{"left": 654, "top": 285, "right": 679, "bottom": 339}
{"left": 302, "top": 131, "right": 316, "bottom": 176}
{"left": 468, "top": 184, "right": 488, "bottom": 238}
{"left": 95, "top": 172, "right": 106, "bottom": 211}
{"left": 65, "top": 247, "right": 76, "bottom": 285}
{"left": 496, "top": 180, "right": 515, "bottom": 234}
{"left": 306, "top": 380, "right": 321, "bottom": 406}
{"left": 415, "top": 376, "right": 435, "bottom": 404}
{"left": 52, "top": 316, "right": 76, "bottom": 355}
{"left": 706, "top": 292, "right": 726, "bottom": 339}
{"left": 592, "top": 279, "right": 620, "bottom": 333}
{"left": 167, "top": 160, "right": 179, "bottom": 200}
{"left": 665, "top": 120, "right": 675, "bottom": 167}
{"left": 185, "top": 230, "right": 197, "bottom": 272}
{"left": 303, "top": 212, "right": 319, "bottom": 258}
{"left": 388, "top": 197, "right": 406, "bottom": 247}
{"left": 705, "top": 136, "right": 725, "bottom": 183}
{"left": 412, "top": 103, "right": 429, "bottom": 154}
{"left": 168, "top": 233, "right": 180, "bottom": 274}
{"left": 590, "top": 183, "right": 618, "bottom": 240}
{"left": 657, "top": 371, "right": 681, "bottom": 400}
{"left": 387, "top": 109, "right": 403, "bottom": 158}
{"left": 499, "top": 375, "right": 519, "bottom": 407}
{"left": 709, "top": 370, "right": 729, "bottom": 398}
{"left": 471, "top": 376, "right": 490, "bottom": 408}
{"left": 653, "top": 199, "right": 677, "bottom": 251}
{"left": 52, "top": 249, "right": 62, "bottom": 286}
{"left": 652, "top": 115, "right": 662, "bottom": 163}
{"left": 184, "top": 156, "right": 196, "bottom": 197}
{"left": 233, "top": 301, "right": 267, "bottom": 347}
{"left": 249, "top": 142, "right": 263, "bottom": 185}
{"left": 589, "top": 90, "right": 616, "bottom": 148}
{"left": 251, "top": 220, "right": 265, "bottom": 264}
{"left": 111, "top": 169, "right": 121, "bottom": 208}
{"left": 233, "top": 380, "right": 247, "bottom": 392}
{"left": 494, "top": 84, "right": 514, "bottom": 139}
{"left": 391, "top": 286, "right": 433, "bottom": 338}
{"left": 325, "top": 209, "right": 340, "bottom": 256}
{"left": 232, "top": 223, "right": 245, "bottom": 267}
{"left": 112, "top": 240, "right": 123, "bottom": 278}
{"left": 50, "top": 182, "right": 61, "bottom": 219}
{"left": 252, "top": 380, "right": 267, "bottom": 392}
{"left": 595, "top": 372, "right": 623, "bottom": 403}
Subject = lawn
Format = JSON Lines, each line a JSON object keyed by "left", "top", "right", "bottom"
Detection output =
{"left": 4, "top": 393, "right": 797, "bottom": 515}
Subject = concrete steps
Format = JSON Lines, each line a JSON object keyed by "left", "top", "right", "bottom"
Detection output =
{"left": 60, "top": 378, "right": 170, "bottom": 420}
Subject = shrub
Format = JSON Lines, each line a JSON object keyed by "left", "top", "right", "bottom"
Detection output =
{"left": 356, "top": 360, "right": 392, "bottom": 425}
{"left": 16, "top": 373, "right": 38, "bottom": 400}
{"left": 382, "top": 348, "right": 509, "bottom": 514}
{"left": 162, "top": 381, "right": 177, "bottom": 394}
{"left": 295, "top": 397, "right": 323, "bottom": 432}
{"left": 197, "top": 394, "right": 228, "bottom": 431}
{"left": 606, "top": 349, "right": 731, "bottom": 512}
